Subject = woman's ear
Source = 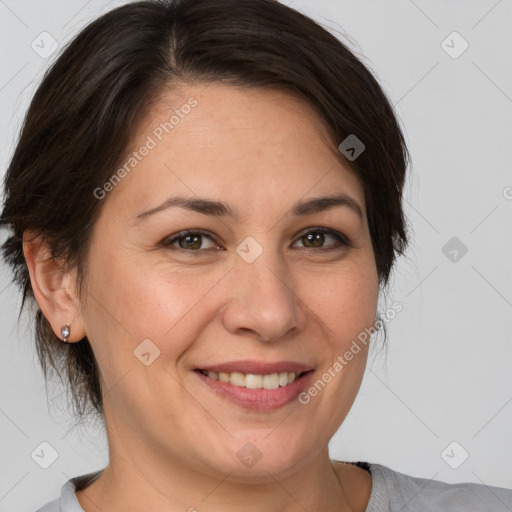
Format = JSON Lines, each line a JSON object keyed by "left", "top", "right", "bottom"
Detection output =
{"left": 22, "top": 230, "right": 86, "bottom": 343}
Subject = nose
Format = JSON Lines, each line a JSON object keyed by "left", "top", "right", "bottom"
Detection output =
{"left": 221, "top": 245, "right": 307, "bottom": 343}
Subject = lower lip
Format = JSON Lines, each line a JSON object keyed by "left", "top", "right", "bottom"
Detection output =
{"left": 195, "top": 371, "right": 314, "bottom": 411}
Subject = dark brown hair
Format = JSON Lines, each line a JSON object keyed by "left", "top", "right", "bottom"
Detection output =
{"left": 0, "top": 0, "right": 410, "bottom": 423}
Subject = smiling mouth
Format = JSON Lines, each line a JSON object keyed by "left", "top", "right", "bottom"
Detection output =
{"left": 195, "top": 369, "right": 309, "bottom": 389}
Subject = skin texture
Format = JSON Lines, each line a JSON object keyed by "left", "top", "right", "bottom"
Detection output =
{"left": 23, "top": 82, "right": 378, "bottom": 511}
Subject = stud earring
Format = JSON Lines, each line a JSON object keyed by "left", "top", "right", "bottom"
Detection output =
{"left": 61, "top": 325, "right": 70, "bottom": 343}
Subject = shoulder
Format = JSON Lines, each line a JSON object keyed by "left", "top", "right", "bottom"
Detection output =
{"left": 34, "top": 497, "right": 61, "bottom": 512}
{"left": 33, "top": 469, "right": 104, "bottom": 512}
{"left": 368, "top": 462, "right": 512, "bottom": 512}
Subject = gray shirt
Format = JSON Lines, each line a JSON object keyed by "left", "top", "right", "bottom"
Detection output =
{"left": 35, "top": 461, "right": 512, "bottom": 511}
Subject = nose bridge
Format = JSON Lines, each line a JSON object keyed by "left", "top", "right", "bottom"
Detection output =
{"left": 237, "top": 235, "right": 294, "bottom": 300}
{"left": 225, "top": 234, "right": 303, "bottom": 341}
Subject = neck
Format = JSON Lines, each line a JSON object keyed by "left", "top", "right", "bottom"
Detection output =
{"left": 76, "top": 431, "right": 357, "bottom": 512}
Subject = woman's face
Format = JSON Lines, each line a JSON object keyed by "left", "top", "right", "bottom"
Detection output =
{"left": 79, "top": 83, "right": 379, "bottom": 480}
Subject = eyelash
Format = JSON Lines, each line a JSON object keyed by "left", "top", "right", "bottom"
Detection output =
{"left": 162, "top": 227, "right": 352, "bottom": 253}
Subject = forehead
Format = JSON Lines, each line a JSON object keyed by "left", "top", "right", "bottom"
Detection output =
{"left": 107, "top": 82, "right": 365, "bottom": 218}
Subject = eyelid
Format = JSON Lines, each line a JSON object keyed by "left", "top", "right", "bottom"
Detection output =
{"left": 294, "top": 226, "right": 352, "bottom": 249}
{"left": 162, "top": 226, "right": 352, "bottom": 251}
{"left": 162, "top": 229, "right": 220, "bottom": 250}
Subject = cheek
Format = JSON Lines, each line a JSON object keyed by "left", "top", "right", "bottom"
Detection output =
{"left": 302, "top": 259, "right": 378, "bottom": 348}
{"left": 84, "top": 243, "right": 223, "bottom": 363}
{"left": 80, "top": 248, "right": 213, "bottom": 419}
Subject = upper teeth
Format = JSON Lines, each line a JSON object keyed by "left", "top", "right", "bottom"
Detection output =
{"left": 201, "top": 370, "right": 299, "bottom": 389}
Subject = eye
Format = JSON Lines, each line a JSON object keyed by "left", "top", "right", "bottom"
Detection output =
{"left": 162, "top": 227, "right": 351, "bottom": 253}
{"left": 292, "top": 227, "right": 351, "bottom": 250}
{"left": 162, "top": 230, "right": 220, "bottom": 252}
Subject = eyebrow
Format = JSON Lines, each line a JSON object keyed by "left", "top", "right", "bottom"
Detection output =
{"left": 132, "top": 193, "right": 364, "bottom": 224}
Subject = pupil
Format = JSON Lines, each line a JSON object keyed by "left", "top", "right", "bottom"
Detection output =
{"left": 179, "top": 233, "right": 325, "bottom": 250}
{"left": 182, "top": 234, "right": 200, "bottom": 250}
{"left": 305, "top": 233, "right": 323, "bottom": 247}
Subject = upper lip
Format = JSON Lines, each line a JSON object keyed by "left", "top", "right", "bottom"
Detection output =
{"left": 196, "top": 360, "right": 314, "bottom": 375}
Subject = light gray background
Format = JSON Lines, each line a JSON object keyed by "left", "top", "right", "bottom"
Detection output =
{"left": 1, "top": 0, "right": 511, "bottom": 510}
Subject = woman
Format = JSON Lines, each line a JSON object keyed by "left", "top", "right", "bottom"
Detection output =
{"left": 1, "top": 1, "right": 510, "bottom": 511}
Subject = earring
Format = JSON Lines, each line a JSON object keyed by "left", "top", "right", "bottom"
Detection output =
{"left": 61, "top": 325, "right": 70, "bottom": 343}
